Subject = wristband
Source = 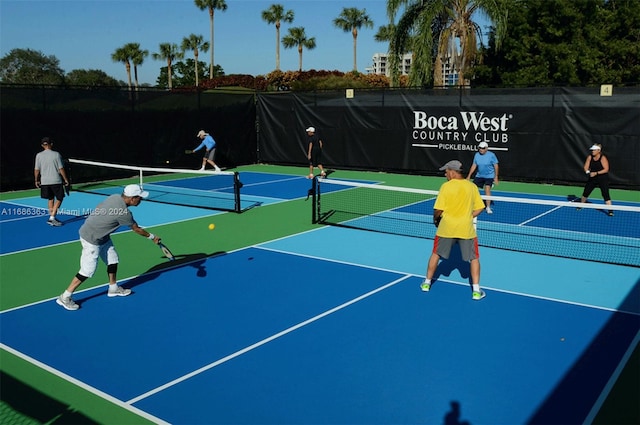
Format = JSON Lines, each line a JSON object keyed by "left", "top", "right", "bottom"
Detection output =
{"left": 147, "top": 233, "right": 155, "bottom": 240}
{"left": 585, "top": 170, "right": 590, "bottom": 174}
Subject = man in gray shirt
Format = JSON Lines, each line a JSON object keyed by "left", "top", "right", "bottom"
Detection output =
{"left": 34, "top": 137, "right": 70, "bottom": 226}
{"left": 56, "top": 184, "right": 161, "bottom": 311}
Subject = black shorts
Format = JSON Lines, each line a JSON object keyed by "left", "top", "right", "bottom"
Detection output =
{"left": 309, "top": 149, "right": 323, "bottom": 167}
{"left": 473, "top": 177, "right": 494, "bottom": 188}
{"left": 40, "top": 184, "right": 65, "bottom": 201}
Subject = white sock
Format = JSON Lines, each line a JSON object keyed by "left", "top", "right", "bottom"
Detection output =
{"left": 49, "top": 216, "right": 55, "bottom": 221}
{"left": 472, "top": 284, "right": 480, "bottom": 292}
{"left": 63, "top": 290, "right": 72, "bottom": 299}
{"left": 109, "top": 283, "right": 117, "bottom": 291}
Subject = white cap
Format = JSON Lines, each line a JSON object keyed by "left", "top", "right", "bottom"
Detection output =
{"left": 197, "top": 130, "right": 206, "bottom": 137}
{"left": 305, "top": 127, "right": 315, "bottom": 133}
{"left": 589, "top": 144, "right": 601, "bottom": 151}
{"left": 123, "top": 184, "right": 149, "bottom": 198}
{"left": 478, "top": 141, "right": 489, "bottom": 149}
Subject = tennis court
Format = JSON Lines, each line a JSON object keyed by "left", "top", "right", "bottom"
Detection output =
{"left": 1, "top": 165, "right": 639, "bottom": 424}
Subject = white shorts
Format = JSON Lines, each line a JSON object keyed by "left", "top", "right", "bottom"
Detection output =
{"left": 79, "top": 237, "right": 119, "bottom": 278}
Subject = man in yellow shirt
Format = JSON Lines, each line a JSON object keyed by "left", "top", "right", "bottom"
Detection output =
{"left": 422, "top": 160, "right": 487, "bottom": 300}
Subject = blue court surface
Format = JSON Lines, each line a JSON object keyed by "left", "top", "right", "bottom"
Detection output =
{"left": 0, "top": 196, "right": 221, "bottom": 255}
{"left": 1, "top": 172, "right": 639, "bottom": 424}
{"left": 0, "top": 172, "right": 329, "bottom": 255}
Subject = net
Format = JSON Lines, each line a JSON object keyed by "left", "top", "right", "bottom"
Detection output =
{"left": 312, "top": 178, "right": 640, "bottom": 267}
{"left": 68, "top": 159, "right": 252, "bottom": 212}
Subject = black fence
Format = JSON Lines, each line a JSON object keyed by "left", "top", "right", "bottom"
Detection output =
{"left": 2, "top": 85, "right": 638, "bottom": 191}
{"left": 257, "top": 86, "right": 640, "bottom": 188}
{"left": 1, "top": 86, "right": 257, "bottom": 191}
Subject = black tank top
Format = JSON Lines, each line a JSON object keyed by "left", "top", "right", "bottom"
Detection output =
{"left": 590, "top": 156, "right": 604, "bottom": 173}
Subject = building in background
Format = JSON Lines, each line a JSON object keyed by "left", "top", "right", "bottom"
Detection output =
{"left": 366, "top": 53, "right": 412, "bottom": 76}
{"left": 366, "top": 52, "right": 459, "bottom": 86}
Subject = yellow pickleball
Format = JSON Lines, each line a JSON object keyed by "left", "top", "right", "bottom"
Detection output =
{"left": 208, "top": 223, "right": 215, "bottom": 230}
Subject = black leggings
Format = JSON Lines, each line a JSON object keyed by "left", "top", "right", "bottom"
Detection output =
{"left": 582, "top": 176, "right": 611, "bottom": 201}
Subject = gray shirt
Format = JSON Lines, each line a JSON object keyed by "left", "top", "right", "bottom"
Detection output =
{"left": 80, "top": 195, "right": 137, "bottom": 245}
{"left": 34, "top": 149, "right": 65, "bottom": 185}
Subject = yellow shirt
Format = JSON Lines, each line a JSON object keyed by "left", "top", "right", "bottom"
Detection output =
{"left": 434, "top": 178, "right": 485, "bottom": 239}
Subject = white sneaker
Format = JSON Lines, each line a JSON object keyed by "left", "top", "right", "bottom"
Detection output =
{"left": 198, "top": 167, "right": 205, "bottom": 171}
{"left": 486, "top": 206, "right": 493, "bottom": 214}
{"left": 472, "top": 290, "right": 486, "bottom": 300}
{"left": 56, "top": 295, "right": 79, "bottom": 310}
{"left": 420, "top": 280, "right": 431, "bottom": 292}
{"left": 214, "top": 166, "right": 221, "bottom": 173}
{"left": 107, "top": 286, "right": 131, "bottom": 297}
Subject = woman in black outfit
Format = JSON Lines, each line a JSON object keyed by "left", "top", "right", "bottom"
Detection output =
{"left": 580, "top": 143, "right": 614, "bottom": 216}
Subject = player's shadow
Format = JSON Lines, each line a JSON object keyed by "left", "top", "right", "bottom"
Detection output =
{"left": 1, "top": 371, "right": 99, "bottom": 424}
{"left": 127, "top": 251, "right": 227, "bottom": 289}
{"left": 74, "top": 251, "right": 226, "bottom": 306}
{"left": 60, "top": 213, "right": 90, "bottom": 226}
{"left": 444, "top": 400, "right": 471, "bottom": 425}
{"left": 432, "top": 247, "right": 471, "bottom": 284}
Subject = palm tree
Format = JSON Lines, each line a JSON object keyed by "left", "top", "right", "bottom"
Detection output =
{"left": 181, "top": 34, "right": 210, "bottom": 87}
{"left": 282, "top": 27, "right": 316, "bottom": 72}
{"left": 387, "top": 0, "right": 507, "bottom": 87}
{"left": 111, "top": 45, "right": 134, "bottom": 91}
{"left": 127, "top": 43, "right": 148, "bottom": 90}
{"left": 261, "top": 4, "right": 295, "bottom": 70}
{"left": 374, "top": 23, "right": 396, "bottom": 45}
{"left": 333, "top": 7, "right": 374, "bottom": 72}
{"left": 194, "top": 0, "right": 227, "bottom": 79}
{"left": 152, "top": 43, "right": 184, "bottom": 89}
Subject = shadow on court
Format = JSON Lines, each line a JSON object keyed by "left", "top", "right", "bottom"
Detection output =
{"left": 527, "top": 276, "right": 640, "bottom": 424}
{"left": 73, "top": 252, "right": 227, "bottom": 307}
{"left": 444, "top": 400, "right": 471, "bottom": 425}
{"left": 0, "top": 371, "right": 98, "bottom": 425}
{"left": 618, "top": 277, "right": 640, "bottom": 315}
{"left": 432, "top": 246, "right": 472, "bottom": 285}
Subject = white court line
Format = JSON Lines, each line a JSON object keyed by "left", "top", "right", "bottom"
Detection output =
{"left": 125, "top": 274, "right": 412, "bottom": 404}
{"left": 241, "top": 174, "right": 306, "bottom": 189}
{"left": 256, "top": 240, "right": 640, "bottom": 316}
{"left": 519, "top": 204, "right": 564, "bottom": 226}
{"left": 0, "top": 201, "right": 49, "bottom": 223}
{"left": 0, "top": 212, "right": 221, "bottom": 258}
{"left": 0, "top": 343, "right": 170, "bottom": 425}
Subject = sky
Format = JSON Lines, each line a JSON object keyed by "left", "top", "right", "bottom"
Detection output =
{"left": 0, "top": 0, "right": 492, "bottom": 86}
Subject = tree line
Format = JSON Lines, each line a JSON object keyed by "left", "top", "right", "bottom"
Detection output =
{"left": 1, "top": 0, "right": 638, "bottom": 90}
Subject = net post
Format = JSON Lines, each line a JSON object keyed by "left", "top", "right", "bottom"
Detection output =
{"left": 233, "top": 172, "right": 241, "bottom": 213}
{"left": 312, "top": 177, "right": 318, "bottom": 223}
{"left": 139, "top": 169, "right": 144, "bottom": 188}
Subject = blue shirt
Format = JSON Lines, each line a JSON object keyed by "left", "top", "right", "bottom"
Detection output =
{"left": 194, "top": 134, "right": 216, "bottom": 152}
{"left": 472, "top": 151, "right": 498, "bottom": 178}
